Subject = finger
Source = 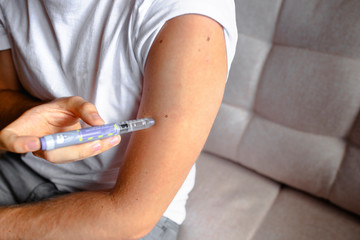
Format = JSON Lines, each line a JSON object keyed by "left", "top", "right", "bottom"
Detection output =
{"left": 34, "top": 135, "right": 121, "bottom": 164}
{"left": 65, "top": 96, "right": 105, "bottom": 126}
{"left": 0, "top": 131, "right": 40, "bottom": 153}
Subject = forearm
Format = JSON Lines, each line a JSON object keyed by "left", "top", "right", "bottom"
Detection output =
{"left": 0, "top": 90, "right": 42, "bottom": 129}
{"left": 0, "top": 49, "right": 43, "bottom": 129}
{"left": 0, "top": 191, "right": 137, "bottom": 240}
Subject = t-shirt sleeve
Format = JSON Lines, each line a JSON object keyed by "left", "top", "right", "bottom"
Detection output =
{"left": 132, "top": 0, "right": 238, "bottom": 75}
{"left": 0, "top": 8, "right": 10, "bottom": 50}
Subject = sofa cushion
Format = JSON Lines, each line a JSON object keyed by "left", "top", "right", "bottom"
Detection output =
{"left": 179, "top": 153, "right": 360, "bottom": 240}
{"left": 329, "top": 145, "right": 360, "bottom": 215}
{"left": 274, "top": 0, "right": 360, "bottom": 59}
{"left": 254, "top": 45, "right": 360, "bottom": 137}
{"left": 230, "top": 114, "right": 344, "bottom": 198}
{"left": 205, "top": 0, "right": 360, "bottom": 216}
{"left": 178, "top": 152, "right": 280, "bottom": 240}
{"left": 251, "top": 188, "right": 360, "bottom": 240}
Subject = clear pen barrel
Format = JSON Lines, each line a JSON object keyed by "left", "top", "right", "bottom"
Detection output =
{"left": 119, "top": 118, "right": 155, "bottom": 134}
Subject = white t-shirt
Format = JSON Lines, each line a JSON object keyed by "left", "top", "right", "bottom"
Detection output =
{"left": 0, "top": 0, "right": 237, "bottom": 224}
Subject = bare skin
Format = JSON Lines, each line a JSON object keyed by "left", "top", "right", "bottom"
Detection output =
{"left": 0, "top": 14, "right": 227, "bottom": 239}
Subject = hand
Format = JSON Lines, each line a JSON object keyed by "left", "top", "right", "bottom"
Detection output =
{"left": 0, "top": 96, "right": 121, "bottom": 163}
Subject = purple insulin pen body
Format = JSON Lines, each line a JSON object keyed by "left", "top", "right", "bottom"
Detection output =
{"left": 40, "top": 118, "right": 155, "bottom": 151}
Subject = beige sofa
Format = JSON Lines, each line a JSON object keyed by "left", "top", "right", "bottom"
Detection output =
{"left": 178, "top": 1, "right": 360, "bottom": 239}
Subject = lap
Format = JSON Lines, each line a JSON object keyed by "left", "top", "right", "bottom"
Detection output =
{"left": 0, "top": 152, "right": 179, "bottom": 240}
{"left": 0, "top": 152, "right": 63, "bottom": 205}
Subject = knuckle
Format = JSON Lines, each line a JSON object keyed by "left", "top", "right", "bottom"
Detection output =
{"left": 79, "top": 101, "right": 95, "bottom": 112}
{"left": 0, "top": 135, "right": 7, "bottom": 150}
{"left": 69, "top": 96, "right": 84, "bottom": 102}
{"left": 11, "top": 142, "right": 21, "bottom": 153}
{"left": 77, "top": 148, "right": 89, "bottom": 160}
{"left": 67, "top": 96, "right": 85, "bottom": 107}
{"left": 8, "top": 139, "right": 26, "bottom": 153}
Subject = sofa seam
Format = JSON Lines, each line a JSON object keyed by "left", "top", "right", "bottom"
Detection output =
{"left": 231, "top": 0, "right": 283, "bottom": 164}
{"left": 250, "top": 0, "right": 285, "bottom": 118}
{"left": 247, "top": 185, "right": 284, "bottom": 240}
{"left": 326, "top": 142, "right": 349, "bottom": 199}
{"left": 236, "top": 31, "right": 360, "bottom": 63}
{"left": 272, "top": 41, "right": 360, "bottom": 62}
{"left": 220, "top": 100, "right": 342, "bottom": 142}
{"left": 328, "top": 104, "right": 360, "bottom": 197}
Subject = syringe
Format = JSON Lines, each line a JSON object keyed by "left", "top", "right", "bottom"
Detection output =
{"left": 40, "top": 118, "right": 155, "bottom": 151}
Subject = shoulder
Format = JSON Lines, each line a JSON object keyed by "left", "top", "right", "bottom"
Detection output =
{"left": 132, "top": 0, "right": 238, "bottom": 73}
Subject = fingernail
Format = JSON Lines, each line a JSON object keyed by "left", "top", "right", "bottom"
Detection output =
{"left": 27, "top": 140, "right": 39, "bottom": 151}
{"left": 110, "top": 136, "right": 120, "bottom": 146}
{"left": 93, "top": 143, "right": 101, "bottom": 152}
{"left": 91, "top": 113, "right": 103, "bottom": 122}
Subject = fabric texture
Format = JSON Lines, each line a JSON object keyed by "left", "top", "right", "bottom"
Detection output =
{"left": 251, "top": 188, "right": 360, "bottom": 240}
{"left": 178, "top": 152, "right": 281, "bottom": 240}
{"left": 177, "top": 153, "right": 360, "bottom": 240}
{"left": 203, "top": 0, "right": 360, "bottom": 216}
{"left": 0, "top": 0, "right": 237, "bottom": 224}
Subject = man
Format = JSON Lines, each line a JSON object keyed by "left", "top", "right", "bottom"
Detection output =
{"left": 0, "top": 0, "right": 237, "bottom": 239}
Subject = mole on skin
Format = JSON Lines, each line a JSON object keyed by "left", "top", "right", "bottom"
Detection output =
{"left": 165, "top": 115, "right": 168, "bottom": 118}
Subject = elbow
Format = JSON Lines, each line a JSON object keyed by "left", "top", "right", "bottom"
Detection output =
{"left": 106, "top": 196, "right": 159, "bottom": 240}
{"left": 112, "top": 220, "right": 157, "bottom": 240}
{"left": 126, "top": 213, "right": 161, "bottom": 239}
{"left": 125, "top": 221, "right": 157, "bottom": 240}
{"left": 126, "top": 227, "right": 155, "bottom": 240}
{"left": 102, "top": 214, "right": 157, "bottom": 240}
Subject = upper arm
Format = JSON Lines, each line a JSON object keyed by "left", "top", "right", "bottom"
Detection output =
{"left": 0, "top": 49, "right": 21, "bottom": 90}
{"left": 111, "top": 14, "right": 227, "bottom": 237}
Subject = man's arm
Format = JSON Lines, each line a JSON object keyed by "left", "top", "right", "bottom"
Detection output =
{"left": 0, "top": 14, "right": 227, "bottom": 239}
{"left": 111, "top": 14, "right": 228, "bottom": 237}
{"left": 0, "top": 49, "right": 41, "bottom": 129}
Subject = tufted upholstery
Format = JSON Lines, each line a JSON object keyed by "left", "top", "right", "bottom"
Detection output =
{"left": 179, "top": 1, "right": 360, "bottom": 239}
{"left": 208, "top": 0, "right": 360, "bottom": 215}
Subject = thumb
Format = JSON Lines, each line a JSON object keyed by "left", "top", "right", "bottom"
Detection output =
{"left": 0, "top": 132, "right": 40, "bottom": 153}
{"left": 65, "top": 97, "right": 105, "bottom": 126}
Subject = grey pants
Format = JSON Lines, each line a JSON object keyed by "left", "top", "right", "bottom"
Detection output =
{"left": 0, "top": 152, "right": 179, "bottom": 240}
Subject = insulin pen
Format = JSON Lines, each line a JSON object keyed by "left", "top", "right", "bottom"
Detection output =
{"left": 40, "top": 118, "right": 155, "bottom": 151}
